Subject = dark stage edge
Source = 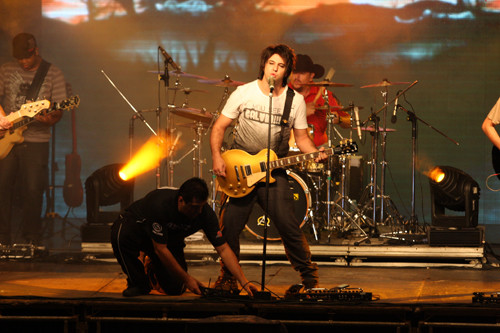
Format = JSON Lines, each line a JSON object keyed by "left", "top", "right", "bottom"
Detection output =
{"left": 1, "top": 224, "right": 498, "bottom": 332}
{"left": 3, "top": 294, "right": 500, "bottom": 332}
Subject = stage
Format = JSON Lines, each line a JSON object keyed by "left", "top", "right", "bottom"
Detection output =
{"left": 1, "top": 222, "right": 500, "bottom": 332}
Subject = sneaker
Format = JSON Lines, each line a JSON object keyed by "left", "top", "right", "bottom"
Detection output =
{"left": 122, "top": 286, "right": 150, "bottom": 297}
{"left": 302, "top": 278, "right": 319, "bottom": 290}
{"left": 214, "top": 274, "right": 239, "bottom": 294}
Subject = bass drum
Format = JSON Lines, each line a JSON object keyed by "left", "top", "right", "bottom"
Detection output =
{"left": 244, "top": 171, "right": 311, "bottom": 241}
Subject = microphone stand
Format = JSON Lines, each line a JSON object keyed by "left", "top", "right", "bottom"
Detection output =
{"left": 396, "top": 104, "right": 459, "bottom": 232}
{"left": 261, "top": 85, "right": 273, "bottom": 291}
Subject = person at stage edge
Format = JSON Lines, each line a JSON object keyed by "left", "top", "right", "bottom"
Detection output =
{"left": 0, "top": 33, "right": 66, "bottom": 246}
{"left": 111, "top": 177, "right": 258, "bottom": 297}
{"left": 482, "top": 97, "right": 500, "bottom": 149}
{"left": 210, "top": 44, "right": 327, "bottom": 291}
{"left": 289, "top": 54, "right": 350, "bottom": 147}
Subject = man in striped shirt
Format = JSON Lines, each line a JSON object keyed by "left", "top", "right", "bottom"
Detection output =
{"left": 0, "top": 33, "right": 67, "bottom": 246}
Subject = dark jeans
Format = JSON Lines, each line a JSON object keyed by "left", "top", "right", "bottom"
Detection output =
{"left": 220, "top": 169, "right": 318, "bottom": 283}
{"left": 111, "top": 215, "right": 187, "bottom": 295}
{"left": 0, "top": 142, "right": 49, "bottom": 244}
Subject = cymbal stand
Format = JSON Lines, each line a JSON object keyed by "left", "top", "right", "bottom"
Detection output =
{"left": 379, "top": 87, "right": 390, "bottom": 225}
{"left": 357, "top": 111, "right": 381, "bottom": 236}
{"left": 165, "top": 76, "right": 184, "bottom": 187}
{"left": 168, "top": 122, "right": 204, "bottom": 175}
{"left": 324, "top": 89, "right": 337, "bottom": 238}
{"left": 206, "top": 85, "right": 231, "bottom": 211}
{"left": 329, "top": 153, "right": 370, "bottom": 242}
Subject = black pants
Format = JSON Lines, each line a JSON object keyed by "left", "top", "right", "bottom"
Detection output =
{"left": 111, "top": 215, "right": 187, "bottom": 295}
{"left": 220, "top": 169, "right": 318, "bottom": 283}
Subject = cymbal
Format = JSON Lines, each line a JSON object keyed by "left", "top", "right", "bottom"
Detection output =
{"left": 171, "top": 107, "right": 212, "bottom": 124}
{"left": 361, "top": 79, "right": 411, "bottom": 88}
{"left": 317, "top": 105, "right": 364, "bottom": 111}
{"left": 147, "top": 70, "right": 208, "bottom": 80}
{"left": 354, "top": 126, "right": 396, "bottom": 132}
{"left": 198, "top": 77, "right": 245, "bottom": 87}
{"left": 303, "top": 81, "right": 353, "bottom": 87}
{"left": 167, "top": 87, "right": 209, "bottom": 94}
{"left": 176, "top": 122, "right": 208, "bottom": 129}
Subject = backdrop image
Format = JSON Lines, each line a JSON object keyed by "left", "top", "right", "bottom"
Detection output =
{"left": 1, "top": 0, "right": 499, "bottom": 235}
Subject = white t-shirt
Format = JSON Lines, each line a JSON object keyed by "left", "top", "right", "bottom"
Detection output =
{"left": 487, "top": 97, "right": 500, "bottom": 125}
{"left": 221, "top": 80, "right": 307, "bottom": 155}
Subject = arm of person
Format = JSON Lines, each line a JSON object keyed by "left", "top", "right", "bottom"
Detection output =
{"left": 210, "top": 114, "right": 233, "bottom": 177}
{"left": 152, "top": 239, "right": 203, "bottom": 295}
{"left": 294, "top": 127, "right": 327, "bottom": 162}
{"left": 0, "top": 105, "right": 12, "bottom": 134}
{"left": 215, "top": 242, "right": 258, "bottom": 296}
{"left": 482, "top": 117, "right": 500, "bottom": 150}
{"left": 35, "top": 108, "right": 63, "bottom": 126}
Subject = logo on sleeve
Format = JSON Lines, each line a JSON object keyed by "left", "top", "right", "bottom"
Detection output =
{"left": 216, "top": 230, "right": 223, "bottom": 238}
{"left": 152, "top": 222, "right": 163, "bottom": 236}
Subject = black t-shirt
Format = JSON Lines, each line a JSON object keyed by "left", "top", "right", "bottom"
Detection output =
{"left": 125, "top": 188, "right": 225, "bottom": 248}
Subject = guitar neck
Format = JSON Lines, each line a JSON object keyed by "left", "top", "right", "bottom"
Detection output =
{"left": 269, "top": 147, "right": 335, "bottom": 169}
{"left": 11, "top": 105, "right": 57, "bottom": 131}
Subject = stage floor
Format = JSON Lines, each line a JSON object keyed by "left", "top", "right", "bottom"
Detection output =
{"left": 2, "top": 247, "right": 500, "bottom": 332}
{"left": 1, "top": 219, "right": 500, "bottom": 332}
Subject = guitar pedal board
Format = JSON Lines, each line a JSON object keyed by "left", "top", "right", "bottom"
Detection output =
{"left": 473, "top": 292, "right": 500, "bottom": 304}
{"left": 285, "top": 284, "right": 373, "bottom": 302}
{"left": 199, "top": 286, "right": 275, "bottom": 301}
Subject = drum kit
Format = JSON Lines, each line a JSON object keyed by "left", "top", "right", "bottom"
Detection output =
{"left": 142, "top": 68, "right": 414, "bottom": 242}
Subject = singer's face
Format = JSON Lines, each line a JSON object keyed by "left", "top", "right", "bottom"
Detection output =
{"left": 290, "top": 71, "right": 315, "bottom": 93}
{"left": 265, "top": 54, "right": 286, "bottom": 83}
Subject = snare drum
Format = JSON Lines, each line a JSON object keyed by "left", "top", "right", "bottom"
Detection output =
{"left": 244, "top": 171, "right": 311, "bottom": 241}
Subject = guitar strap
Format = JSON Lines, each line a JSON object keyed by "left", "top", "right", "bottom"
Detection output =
{"left": 25, "top": 60, "right": 51, "bottom": 102}
{"left": 275, "top": 88, "right": 295, "bottom": 158}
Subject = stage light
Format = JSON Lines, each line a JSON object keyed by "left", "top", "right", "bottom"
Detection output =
{"left": 84, "top": 163, "right": 135, "bottom": 224}
{"left": 429, "top": 166, "right": 480, "bottom": 228}
{"left": 119, "top": 135, "right": 173, "bottom": 181}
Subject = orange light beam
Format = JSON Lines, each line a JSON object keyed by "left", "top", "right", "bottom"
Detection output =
{"left": 119, "top": 135, "right": 171, "bottom": 181}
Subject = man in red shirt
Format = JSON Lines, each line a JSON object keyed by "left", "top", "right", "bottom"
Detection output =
{"left": 289, "top": 54, "right": 350, "bottom": 147}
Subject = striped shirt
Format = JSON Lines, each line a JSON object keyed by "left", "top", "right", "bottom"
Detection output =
{"left": 0, "top": 60, "right": 67, "bottom": 142}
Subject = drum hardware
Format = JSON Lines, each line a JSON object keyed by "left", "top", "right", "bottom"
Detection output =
{"left": 302, "top": 80, "right": 353, "bottom": 88}
{"left": 358, "top": 81, "right": 422, "bottom": 234}
{"left": 198, "top": 74, "right": 245, "bottom": 88}
{"left": 204, "top": 76, "right": 237, "bottom": 210}
{"left": 360, "top": 78, "right": 411, "bottom": 89}
{"left": 147, "top": 69, "right": 208, "bottom": 80}
{"left": 168, "top": 120, "right": 207, "bottom": 179}
{"left": 167, "top": 87, "right": 209, "bottom": 94}
{"left": 171, "top": 107, "right": 213, "bottom": 124}
{"left": 325, "top": 154, "right": 371, "bottom": 244}
{"left": 358, "top": 80, "right": 407, "bottom": 228}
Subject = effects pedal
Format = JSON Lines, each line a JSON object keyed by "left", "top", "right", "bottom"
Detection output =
{"left": 285, "top": 283, "right": 372, "bottom": 302}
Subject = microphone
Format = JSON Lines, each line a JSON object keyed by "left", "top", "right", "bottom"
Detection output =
{"left": 158, "top": 46, "right": 181, "bottom": 72}
{"left": 391, "top": 90, "right": 402, "bottom": 124}
{"left": 268, "top": 76, "right": 275, "bottom": 94}
{"left": 354, "top": 106, "right": 362, "bottom": 140}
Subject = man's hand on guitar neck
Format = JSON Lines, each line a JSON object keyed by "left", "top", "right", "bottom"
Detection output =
{"left": 315, "top": 146, "right": 328, "bottom": 163}
{"left": 0, "top": 115, "right": 12, "bottom": 138}
{"left": 0, "top": 116, "right": 12, "bottom": 130}
{"left": 35, "top": 108, "right": 63, "bottom": 126}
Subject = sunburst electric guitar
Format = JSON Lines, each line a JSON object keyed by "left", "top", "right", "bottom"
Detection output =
{"left": 0, "top": 96, "right": 80, "bottom": 160}
{"left": 217, "top": 140, "right": 358, "bottom": 198}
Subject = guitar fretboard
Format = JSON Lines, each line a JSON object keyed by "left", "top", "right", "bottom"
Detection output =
{"left": 269, "top": 147, "right": 335, "bottom": 169}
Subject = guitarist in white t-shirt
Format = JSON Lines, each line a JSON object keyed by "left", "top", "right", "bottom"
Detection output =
{"left": 210, "top": 44, "right": 327, "bottom": 293}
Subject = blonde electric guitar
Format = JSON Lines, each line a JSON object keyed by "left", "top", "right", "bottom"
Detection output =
{"left": 0, "top": 96, "right": 80, "bottom": 159}
{"left": 217, "top": 140, "right": 357, "bottom": 198}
